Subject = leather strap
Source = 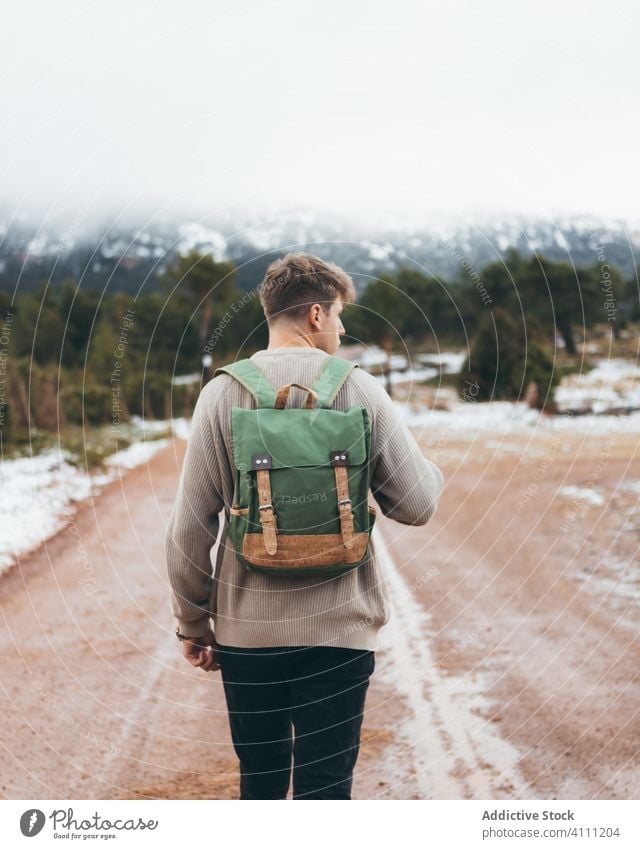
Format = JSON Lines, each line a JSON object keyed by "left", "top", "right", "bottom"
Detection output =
{"left": 256, "top": 469, "right": 278, "bottom": 555}
{"left": 333, "top": 465, "right": 355, "bottom": 550}
{"left": 275, "top": 382, "right": 317, "bottom": 410}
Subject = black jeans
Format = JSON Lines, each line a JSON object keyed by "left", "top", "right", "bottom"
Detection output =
{"left": 216, "top": 644, "right": 375, "bottom": 800}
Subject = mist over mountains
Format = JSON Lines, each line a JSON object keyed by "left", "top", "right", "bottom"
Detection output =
{"left": 1, "top": 209, "right": 637, "bottom": 296}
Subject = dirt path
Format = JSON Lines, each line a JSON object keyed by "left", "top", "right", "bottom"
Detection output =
{"left": 1, "top": 427, "right": 638, "bottom": 800}
{"left": 403, "top": 425, "right": 640, "bottom": 799}
{"left": 0, "top": 441, "right": 239, "bottom": 800}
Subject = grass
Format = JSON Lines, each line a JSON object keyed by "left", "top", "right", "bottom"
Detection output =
{"left": 421, "top": 372, "right": 460, "bottom": 388}
{"left": 2, "top": 421, "right": 173, "bottom": 470}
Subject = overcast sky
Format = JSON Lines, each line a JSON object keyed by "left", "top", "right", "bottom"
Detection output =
{"left": 1, "top": 0, "right": 638, "bottom": 225}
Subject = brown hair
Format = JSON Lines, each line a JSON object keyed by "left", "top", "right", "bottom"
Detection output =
{"left": 258, "top": 252, "right": 356, "bottom": 323}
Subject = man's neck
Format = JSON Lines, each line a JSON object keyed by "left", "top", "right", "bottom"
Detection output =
{"left": 266, "top": 336, "right": 322, "bottom": 350}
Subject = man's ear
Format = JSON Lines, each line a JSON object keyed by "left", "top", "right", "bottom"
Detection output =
{"left": 308, "top": 303, "right": 323, "bottom": 328}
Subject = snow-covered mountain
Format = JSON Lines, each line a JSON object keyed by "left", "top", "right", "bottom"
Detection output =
{"left": 1, "top": 208, "right": 638, "bottom": 294}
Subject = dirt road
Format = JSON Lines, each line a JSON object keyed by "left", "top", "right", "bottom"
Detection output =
{"left": 1, "top": 426, "right": 638, "bottom": 799}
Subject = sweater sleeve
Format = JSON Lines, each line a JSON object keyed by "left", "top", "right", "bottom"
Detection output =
{"left": 165, "top": 381, "right": 225, "bottom": 638}
{"left": 364, "top": 374, "right": 445, "bottom": 525}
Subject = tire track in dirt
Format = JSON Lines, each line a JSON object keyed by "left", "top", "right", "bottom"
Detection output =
{"left": 371, "top": 524, "right": 530, "bottom": 799}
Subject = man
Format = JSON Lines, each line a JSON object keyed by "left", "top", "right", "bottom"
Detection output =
{"left": 165, "top": 252, "right": 444, "bottom": 799}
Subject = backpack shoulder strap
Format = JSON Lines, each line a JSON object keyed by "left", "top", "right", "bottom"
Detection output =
{"left": 311, "top": 356, "right": 359, "bottom": 409}
{"left": 213, "top": 359, "right": 278, "bottom": 408}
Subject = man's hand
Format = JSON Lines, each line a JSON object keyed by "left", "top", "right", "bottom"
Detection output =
{"left": 181, "top": 629, "right": 220, "bottom": 672}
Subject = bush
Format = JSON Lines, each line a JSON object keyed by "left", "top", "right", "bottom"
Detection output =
{"left": 458, "top": 309, "right": 523, "bottom": 400}
{"left": 61, "top": 385, "right": 115, "bottom": 426}
{"left": 524, "top": 340, "right": 560, "bottom": 410}
{"left": 458, "top": 308, "right": 557, "bottom": 406}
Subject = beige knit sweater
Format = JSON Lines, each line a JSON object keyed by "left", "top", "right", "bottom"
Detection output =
{"left": 165, "top": 347, "right": 444, "bottom": 650}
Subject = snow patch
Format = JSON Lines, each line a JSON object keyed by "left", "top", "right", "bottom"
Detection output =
{"left": 104, "top": 439, "right": 170, "bottom": 471}
{"left": 171, "top": 372, "right": 200, "bottom": 386}
{"left": 558, "top": 485, "right": 606, "bottom": 507}
{"left": 416, "top": 351, "right": 467, "bottom": 373}
{"left": 400, "top": 398, "right": 640, "bottom": 435}
{"left": 177, "top": 222, "right": 227, "bottom": 259}
{"left": 129, "top": 415, "right": 190, "bottom": 440}
{"left": 0, "top": 430, "right": 180, "bottom": 575}
{"left": 0, "top": 450, "right": 92, "bottom": 572}
{"left": 555, "top": 358, "right": 640, "bottom": 414}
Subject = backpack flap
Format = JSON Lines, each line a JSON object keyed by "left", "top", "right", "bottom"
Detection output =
{"left": 231, "top": 406, "right": 367, "bottom": 470}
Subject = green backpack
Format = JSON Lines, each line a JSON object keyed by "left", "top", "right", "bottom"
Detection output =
{"left": 214, "top": 355, "right": 377, "bottom": 576}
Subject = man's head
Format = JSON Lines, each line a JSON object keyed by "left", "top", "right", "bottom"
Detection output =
{"left": 258, "top": 252, "right": 356, "bottom": 354}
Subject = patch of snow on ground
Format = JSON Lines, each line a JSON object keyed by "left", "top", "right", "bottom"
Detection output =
{"left": 128, "top": 415, "right": 171, "bottom": 434}
{"left": 615, "top": 479, "right": 640, "bottom": 495}
{"left": 129, "top": 416, "right": 191, "bottom": 440}
{"left": 416, "top": 351, "right": 467, "bottom": 373}
{"left": 359, "top": 347, "right": 466, "bottom": 376}
{"left": 171, "top": 418, "right": 191, "bottom": 440}
{"left": 555, "top": 358, "right": 640, "bottom": 413}
{"left": 359, "top": 347, "right": 409, "bottom": 370}
{"left": 581, "top": 358, "right": 639, "bottom": 384}
{"left": 104, "top": 439, "right": 170, "bottom": 471}
{"left": 399, "top": 398, "right": 640, "bottom": 435}
{"left": 577, "top": 555, "right": 640, "bottom": 608}
{"left": 0, "top": 431, "right": 179, "bottom": 575}
{"left": 374, "top": 367, "right": 439, "bottom": 386}
{"left": 398, "top": 400, "right": 543, "bottom": 434}
{"left": 558, "top": 485, "right": 606, "bottom": 507}
{"left": 171, "top": 372, "right": 200, "bottom": 386}
{"left": 0, "top": 450, "right": 92, "bottom": 572}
